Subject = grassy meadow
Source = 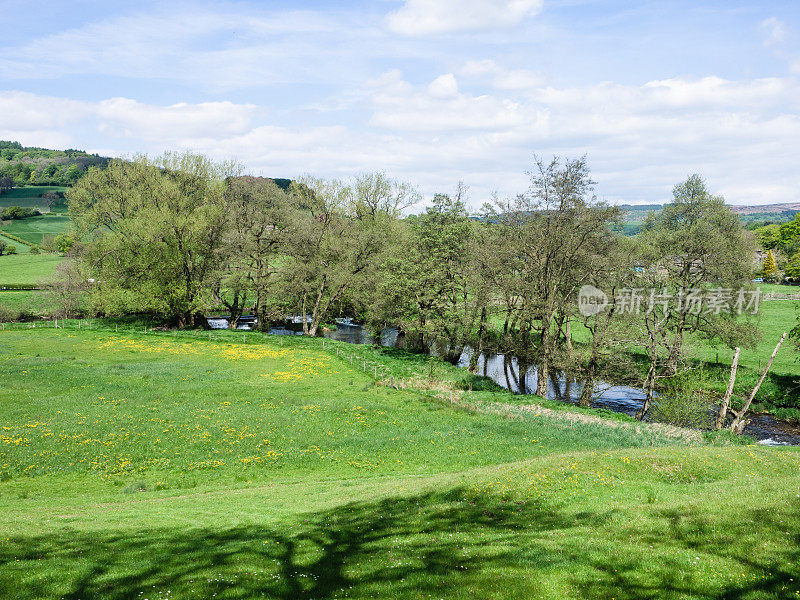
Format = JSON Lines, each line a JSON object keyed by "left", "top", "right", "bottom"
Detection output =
{"left": 0, "top": 213, "right": 72, "bottom": 245}
{"left": 1, "top": 325, "right": 799, "bottom": 599}
{"left": 0, "top": 252, "right": 63, "bottom": 285}
{"left": 0, "top": 232, "right": 30, "bottom": 254}
{"left": 0, "top": 186, "right": 68, "bottom": 211}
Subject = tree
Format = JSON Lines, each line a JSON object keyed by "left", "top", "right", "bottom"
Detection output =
{"left": 486, "top": 156, "right": 620, "bottom": 397}
{"left": 755, "top": 223, "right": 781, "bottom": 250}
{"left": 762, "top": 249, "right": 778, "bottom": 282}
{"left": 280, "top": 172, "right": 418, "bottom": 337}
{"left": 212, "top": 176, "right": 291, "bottom": 329}
{"left": 68, "top": 153, "right": 237, "bottom": 327}
{"left": 54, "top": 233, "right": 77, "bottom": 254}
{"left": 42, "top": 191, "right": 60, "bottom": 211}
{"left": 786, "top": 250, "right": 800, "bottom": 279}
{"left": 637, "top": 174, "right": 756, "bottom": 377}
{"left": 45, "top": 259, "right": 90, "bottom": 318}
{"left": 371, "top": 183, "right": 486, "bottom": 363}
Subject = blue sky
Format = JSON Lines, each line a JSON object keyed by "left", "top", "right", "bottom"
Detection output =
{"left": 1, "top": 0, "right": 799, "bottom": 207}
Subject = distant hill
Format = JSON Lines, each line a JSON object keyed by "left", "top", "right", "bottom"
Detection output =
{"left": 618, "top": 202, "right": 800, "bottom": 234}
{"left": 728, "top": 202, "right": 800, "bottom": 215}
{"left": 0, "top": 140, "right": 109, "bottom": 189}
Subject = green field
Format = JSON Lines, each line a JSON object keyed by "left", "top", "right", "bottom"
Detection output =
{"left": 0, "top": 186, "right": 68, "bottom": 211}
{"left": 0, "top": 253, "right": 63, "bottom": 285}
{"left": 0, "top": 213, "right": 72, "bottom": 245}
{"left": 0, "top": 232, "right": 30, "bottom": 253}
{"left": 1, "top": 326, "right": 799, "bottom": 599}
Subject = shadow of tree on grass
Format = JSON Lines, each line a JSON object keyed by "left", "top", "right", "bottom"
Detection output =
{"left": 2, "top": 488, "right": 799, "bottom": 599}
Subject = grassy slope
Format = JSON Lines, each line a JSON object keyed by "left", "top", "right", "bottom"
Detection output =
{"left": 0, "top": 252, "right": 62, "bottom": 284}
{"left": 1, "top": 326, "right": 799, "bottom": 599}
{"left": 0, "top": 186, "right": 68, "bottom": 210}
{"left": 0, "top": 213, "right": 71, "bottom": 245}
{"left": 0, "top": 232, "right": 30, "bottom": 253}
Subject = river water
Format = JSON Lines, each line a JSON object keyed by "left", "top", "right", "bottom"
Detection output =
{"left": 208, "top": 316, "right": 800, "bottom": 446}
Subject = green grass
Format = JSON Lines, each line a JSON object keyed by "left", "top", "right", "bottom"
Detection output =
{"left": 0, "top": 185, "right": 68, "bottom": 210}
{"left": 0, "top": 290, "right": 50, "bottom": 319}
{"left": 0, "top": 232, "right": 30, "bottom": 253}
{"left": 1, "top": 326, "right": 799, "bottom": 599}
{"left": 0, "top": 213, "right": 72, "bottom": 245}
{"left": 0, "top": 252, "right": 63, "bottom": 285}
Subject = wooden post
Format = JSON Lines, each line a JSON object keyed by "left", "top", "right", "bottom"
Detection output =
{"left": 363, "top": 360, "right": 366, "bottom": 372}
{"left": 323, "top": 339, "right": 325, "bottom": 350}
{"left": 336, "top": 347, "right": 339, "bottom": 357}
{"left": 115, "top": 324, "right": 118, "bottom": 332}
{"left": 715, "top": 347, "right": 740, "bottom": 429}
{"left": 209, "top": 332, "right": 212, "bottom": 342}
{"left": 243, "top": 333, "right": 246, "bottom": 344}
{"left": 731, "top": 332, "right": 787, "bottom": 433}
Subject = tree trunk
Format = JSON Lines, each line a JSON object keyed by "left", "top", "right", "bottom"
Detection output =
{"left": 730, "top": 332, "right": 787, "bottom": 434}
{"left": 468, "top": 306, "right": 488, "bottom": 373}
{"left": 637, "top": 361, "right": 656, "bottom": 420}
{"left": 579, "top": 360, "right": 595, "bottom": 407}
{"left": 535, "top": 320, "right": 551, "bottom": 397}
{"left": 665, "top": 326, "right": 684, "bottom": 376}
{"left": 564, "top": 315, "right": 572, "bottom": 356}
{"left": 715, "top": 347, "right": 740, "bottom": 430}
{"left": 535, "top": 357, "right": 548, "bottom": 397}
{"left": 301, "top": 294, "right": 309, "bottom": 336}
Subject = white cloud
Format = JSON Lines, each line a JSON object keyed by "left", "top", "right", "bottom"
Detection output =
{"left": 386, "top": 0, "right": 543, "bottom": 36}
{"left": 760, "top": 17, "right": 787, "bottom": 47}
{"left": 462, "top": 59, "right": 541, "bottom": 90}
{"left": 427, "top": 73, "right": 459, "bottom": 98}
{"left": 0, "top": 8, "right": 356, "bottom": 90}
{"left": 368, "top": 71, "right": 535, "bottom": 131}
{"left": 95, "top": 99, "right": 257, "bottom": 141}
{"left": 3, "top": 71, "right": 800, "bottom": 207}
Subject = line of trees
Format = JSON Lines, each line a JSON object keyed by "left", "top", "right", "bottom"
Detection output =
{"left": 66, "top": 152, "right": 770, "bottom": 421}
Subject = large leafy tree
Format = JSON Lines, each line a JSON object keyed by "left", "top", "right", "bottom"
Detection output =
{"left": 486, "top": 156, "right": 619, "bottom": 397}
{"left": 371, "top": 184, "right": 487, "bottom": 363}
{"left": 280, "top": 172, "right": 418, "bottom": 336}
{"left": 637, "top": 174, "right": 756, "bottom": 376}
{"left": 212, "top": 176, "right": 291, "bottom": 329}
{"left": 68, "top": 153, "right": 236, "bottom": 326}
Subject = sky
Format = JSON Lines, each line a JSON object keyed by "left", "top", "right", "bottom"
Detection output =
{"left": 1, "top": 0, "right": 799, "bottom": 208}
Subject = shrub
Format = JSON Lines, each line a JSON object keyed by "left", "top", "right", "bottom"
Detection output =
{"left": 650, "top": 369, "right": 715, "bottom": 429}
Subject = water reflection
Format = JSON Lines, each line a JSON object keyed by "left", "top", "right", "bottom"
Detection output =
{"left": 456, "top": 349, "right": 647, "bottom": 416}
